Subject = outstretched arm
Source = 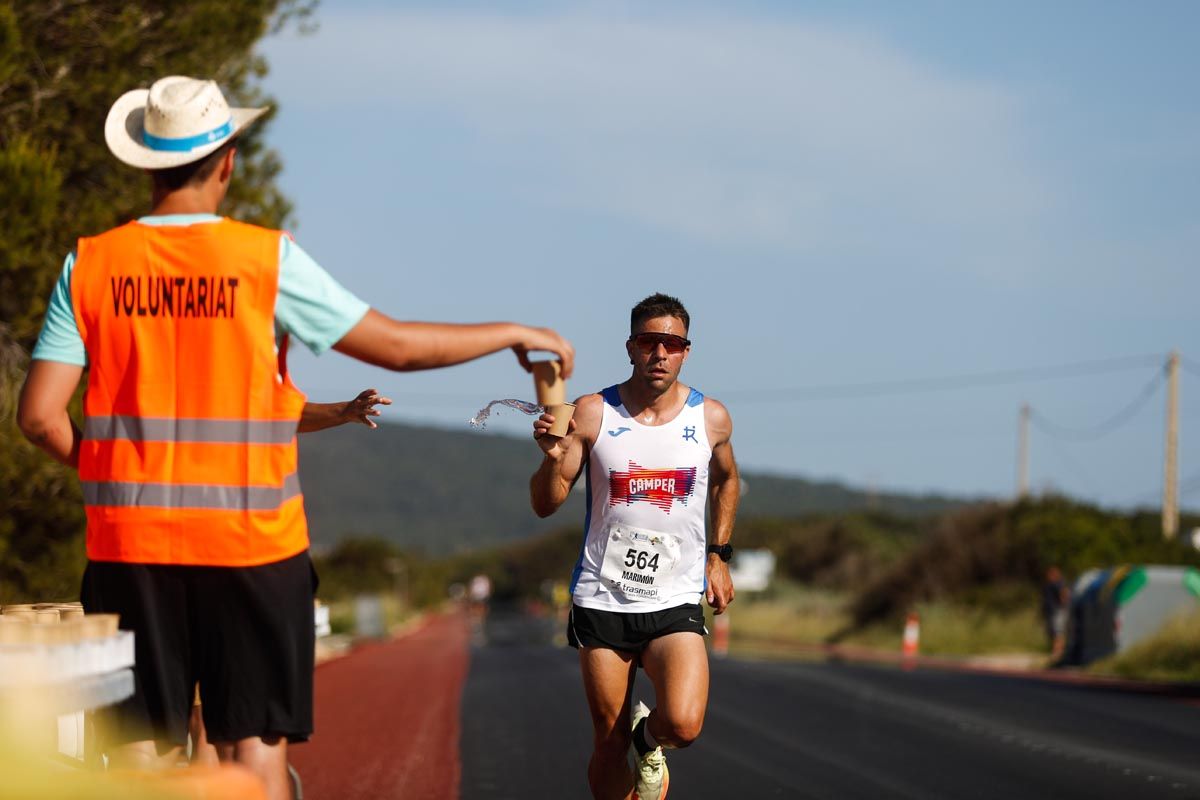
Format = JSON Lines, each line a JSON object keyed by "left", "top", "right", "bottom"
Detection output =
{"left": 17, "top": 360, "right": 85, "bottom": 468}
{"left": 705, "top": 399, "right": 738, "bottom": 614}
{"left": 298, "top": 388, "right": 393, "bottom": 433}
{"left": 333, "top": 310, "right": 575, "bottom": 377}
{"left": 530, "top": 394, "right": 601, "bottom": 518}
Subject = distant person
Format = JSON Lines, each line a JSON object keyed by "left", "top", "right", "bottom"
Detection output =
{"left": 529, "top": 293, "right": 739, "bottom": 800}
{"left": 1042, "top": 566, "right": 1070, "bottom": 661}
{"left": 17, "top": 75, "right": 573, "bottom": 800}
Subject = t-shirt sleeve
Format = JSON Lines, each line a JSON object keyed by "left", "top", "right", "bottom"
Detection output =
{"left": 275, "top": 236, "right": 370, "bottom": 355}
{"left": 31, "top": 252, "right": 88, "bottom": 367}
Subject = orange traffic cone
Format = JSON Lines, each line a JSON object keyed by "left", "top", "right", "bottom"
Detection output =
{"left": 902, "top": 612, "right": 920, "bottom": 666}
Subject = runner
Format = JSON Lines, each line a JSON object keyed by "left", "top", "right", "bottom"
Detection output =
{"left": 16, "top": 75, "right": 573, "bottom": 800}
{"left": 529, "top": 293, "right": 739, "bottom": 800}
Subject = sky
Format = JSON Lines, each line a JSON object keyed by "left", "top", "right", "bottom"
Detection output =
{"left": 256, "top": 0, "right": 1200, "bottom": 509}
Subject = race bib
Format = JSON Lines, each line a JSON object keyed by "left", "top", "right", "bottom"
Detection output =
{"left": 599, "top": 523, "right": 683, "bottom": 602}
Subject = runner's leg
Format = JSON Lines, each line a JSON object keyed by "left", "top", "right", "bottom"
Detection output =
{"left": 579, "top": 646, "right": 638, "bottom": 800}
{"left": 639, "top": 632, "right": 708, "bottom": 749}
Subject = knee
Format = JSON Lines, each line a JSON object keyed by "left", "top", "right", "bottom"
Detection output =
{"left": 656, "top": 714, "right": 703, "bottom": 749}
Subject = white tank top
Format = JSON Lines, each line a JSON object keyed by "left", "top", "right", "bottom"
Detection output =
{"left": 570, "top": 385, "right": 712, "bottom": 612}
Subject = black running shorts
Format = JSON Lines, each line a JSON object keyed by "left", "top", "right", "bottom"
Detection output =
{"left": 567, "top": 602, "right": 707, "bottom": 652}
{"left": 80, "top": 550, "right": 317, "bottom": 750}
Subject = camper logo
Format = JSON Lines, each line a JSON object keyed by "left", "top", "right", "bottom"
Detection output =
{"left": 608, "top": 462, "right": 697, "bottom": 514}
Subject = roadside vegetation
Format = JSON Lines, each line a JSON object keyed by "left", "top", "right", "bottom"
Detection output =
{"left": 1090, "top": 609, "right": 1200, "bottom": 682}
{"left": 306, "top": 498, "right": 1200, "bottom": 678}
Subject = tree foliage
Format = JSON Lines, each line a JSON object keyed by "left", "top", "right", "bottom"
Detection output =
{"left": 0, "top": 0, "right": 314, "bottom": 602}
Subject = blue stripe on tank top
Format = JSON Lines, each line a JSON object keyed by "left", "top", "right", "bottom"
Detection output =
{"left": 687, "top": 388, "right": 704, "bottom": 407}
{"left": 601, "top": 385, "right": 622, "bottom": 407}
{"left": 570, "top": 460, "right": 593, "bottom": 594}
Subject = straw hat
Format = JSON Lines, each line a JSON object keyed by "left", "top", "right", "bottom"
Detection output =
{"left": 105, "top": 76, "right": 269, "bottom": 170}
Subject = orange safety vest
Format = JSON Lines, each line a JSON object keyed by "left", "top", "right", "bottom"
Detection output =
{"left": 71, "top": 219, "right": 309, "bottom": 566}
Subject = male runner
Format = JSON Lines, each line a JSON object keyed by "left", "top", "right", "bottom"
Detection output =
{"left": 17, "top": 75, "right": 573, "bottom": 800}
{"left": 530, "top": 293, "right": 739, "bottom": 800}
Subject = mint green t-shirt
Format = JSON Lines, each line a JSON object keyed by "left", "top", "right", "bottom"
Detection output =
{"left": 32, "top": 214, "right": 369, "bottom": 366}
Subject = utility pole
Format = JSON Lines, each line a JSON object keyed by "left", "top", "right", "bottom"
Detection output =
{"left": 1017, "top": 403, "right": 1030, "bottom": 500}
{"left": 1163, "top": 351, "right": 1180, "bottom": 540}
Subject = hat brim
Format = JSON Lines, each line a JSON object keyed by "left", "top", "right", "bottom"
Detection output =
{"left": 104, "top": 88, "right": 269, "bottom": 170}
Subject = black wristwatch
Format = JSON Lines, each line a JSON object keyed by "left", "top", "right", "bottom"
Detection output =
{"left": 707, "top": 544, "right": 733, "bottom": 562}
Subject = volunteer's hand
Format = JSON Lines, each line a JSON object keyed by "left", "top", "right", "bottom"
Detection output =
{"left": 342, "top": 389, "right": 393, "bottom": 428}
{"left": 512, "top": 327, "right": 575, "bottom": 378}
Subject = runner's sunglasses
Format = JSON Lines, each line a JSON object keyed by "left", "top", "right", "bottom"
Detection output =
{"left": 628, "top": 332, "right": 691, "bottom": 354}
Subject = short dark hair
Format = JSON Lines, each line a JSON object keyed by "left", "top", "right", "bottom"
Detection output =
{"left": 630, "top": 293, "right": 690, "bottom": 334}
{"left": 149, "top": 139, "right": 236, "bottom": 192}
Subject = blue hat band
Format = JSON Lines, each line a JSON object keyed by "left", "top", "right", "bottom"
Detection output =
{"left": 142, "top": 119, "right": 234, "bottom": 152}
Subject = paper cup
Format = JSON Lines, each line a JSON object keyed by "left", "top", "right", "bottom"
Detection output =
{"left": 0, "top": 618, "right": 30, "bottom": 645}
{"left": 532, "top": 360, "right": 565, "bottom": 406}
{"left": 81, "top": 613, "right": 120, "bottom": 638}
{"left": 546, "top": 403, "right": 576, "bottom": 438}
{"left": 2, "top": 608, "right": 36, "bottom": 622}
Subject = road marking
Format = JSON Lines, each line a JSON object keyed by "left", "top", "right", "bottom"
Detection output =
{"left": 736, "top": 661, "right": 1200, "bottom": 792}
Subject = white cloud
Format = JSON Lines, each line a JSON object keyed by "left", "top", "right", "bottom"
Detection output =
{"left": 265, "top": 9, "right": 1052, "bottom": 274}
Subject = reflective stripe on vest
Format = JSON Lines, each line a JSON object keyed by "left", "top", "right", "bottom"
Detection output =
{"left": 82, "top": 473, "right": 301, "bottom": 511}
{"left": 84, "top": 415, "right": 298, "bottom": 445}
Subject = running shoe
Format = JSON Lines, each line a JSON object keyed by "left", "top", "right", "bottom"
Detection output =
{"left": 631, "top": 700, "right": 669, "bottom": 800}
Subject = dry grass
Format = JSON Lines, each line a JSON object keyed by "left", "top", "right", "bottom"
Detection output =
{"left": 724, "top": 583, "right": 851, "bottom": 646}
{"left": 1091, "top": 609, "right": 1200, "bottom": 682}
{"left": 846, "top": 601, "right": 1045, "bottom": 656}
{"left": 722, "top": 580, "right": 1046, "bottom": 658}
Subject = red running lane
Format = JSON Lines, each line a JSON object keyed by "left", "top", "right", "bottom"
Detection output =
{"left": 289, "top": 612, "right": 469, "bottom": 799}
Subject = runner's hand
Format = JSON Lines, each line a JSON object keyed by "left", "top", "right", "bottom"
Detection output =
{"left": 343, "top": 389, "right": 393, "bottom": 428}
{"left": 533, "top": 411, "right": 575, "bottom": 458}
{"left": 706, "top": 557, "right": 735, "bottom": 615}
{"left": 512, "top": 327, "right": 575, "bottom": 378}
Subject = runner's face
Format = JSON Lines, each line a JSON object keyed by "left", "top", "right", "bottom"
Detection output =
{"left": 627, "top": 315, "right": 690, "bottom": 391}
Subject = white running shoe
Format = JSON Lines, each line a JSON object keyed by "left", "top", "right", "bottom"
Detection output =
{"left": 631, "top": 700, "right": 669, "bottom": 800}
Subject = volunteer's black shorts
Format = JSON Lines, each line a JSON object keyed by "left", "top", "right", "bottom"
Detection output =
{"left": 80, "top": 550, "right": 317, "bottom": 751}
{"left": 567, "top": 603, "right": 707, "bottom": 652}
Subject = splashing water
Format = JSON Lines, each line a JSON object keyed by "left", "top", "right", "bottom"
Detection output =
{"left": 469, "top": 398, "right": 544, "bottom": 430}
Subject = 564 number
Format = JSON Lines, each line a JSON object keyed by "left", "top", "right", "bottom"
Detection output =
{"left": 624, "top": 548, "right": 661, "bottom": 572}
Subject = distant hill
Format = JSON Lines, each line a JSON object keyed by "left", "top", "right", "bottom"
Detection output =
{"left": 297, "top": 420, "right": 966, "bottom": 555}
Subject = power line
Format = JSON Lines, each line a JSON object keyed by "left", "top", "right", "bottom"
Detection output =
{"left": 1179, "top": 473, "right": 1200, "bottom": 498}
{"left": 717, "top": 353, "right": 1163, "bottom": 403}
{"left": 1037, "top": 434, "right": 1102, "bottom": 497}
{"left": 1179, "top": 354, "right": 1200, "bottom": 381}
{"left": 1028, "top": 361, "right": 1166, "bottom": 442}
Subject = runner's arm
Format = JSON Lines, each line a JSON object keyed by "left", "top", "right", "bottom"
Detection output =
{"left": 705, "top": 399, "right": 738, "bottom": 614}
{"left": 298, "top": 388, "right": 393, "bottom": 433}
{"left": 17, "top": 360, "right": 85, "bottom": 468}
{"left": 333, "top": 309, "right": 574, "bottom": 377}
{"left": 530, "top": 394, "right": 601, "bottom": 517}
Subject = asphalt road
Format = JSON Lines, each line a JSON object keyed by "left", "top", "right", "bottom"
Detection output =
{"left": 461, "top": 610, "right": 1200, "bottom": 800}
